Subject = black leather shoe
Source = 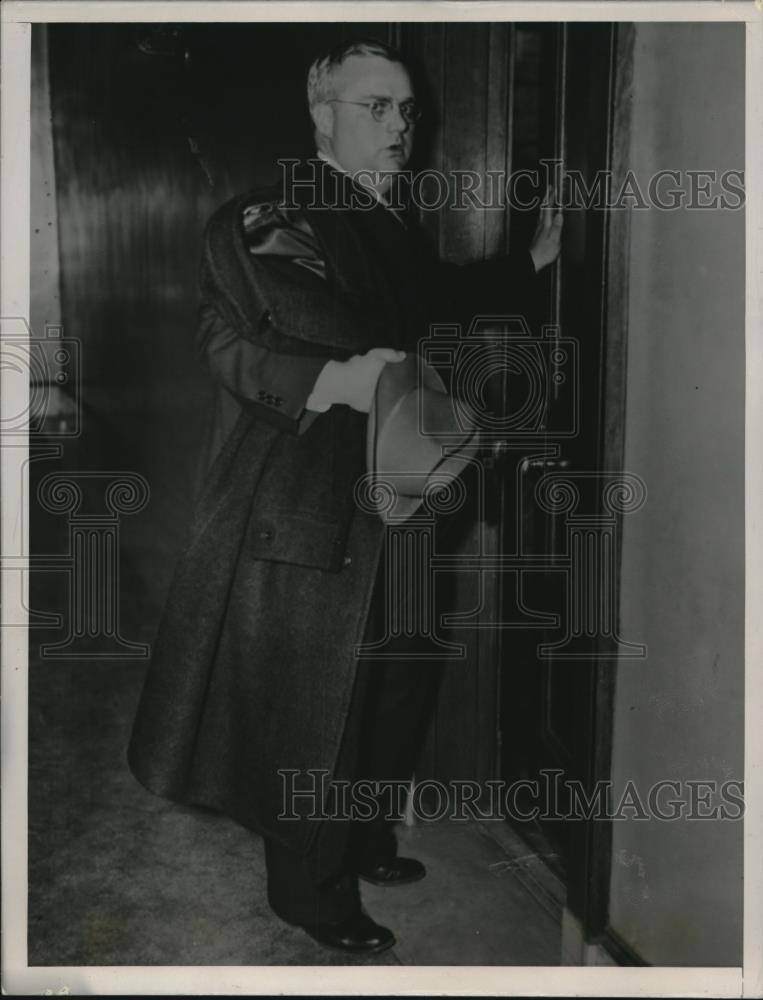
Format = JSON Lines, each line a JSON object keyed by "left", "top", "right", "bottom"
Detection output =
{"left": 301, "top": 909, "right": 396, "bottom": 955}
{"left": 357, "top": 856, "right": 426, "bottom": 886}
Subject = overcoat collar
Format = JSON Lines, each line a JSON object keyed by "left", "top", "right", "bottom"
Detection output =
{"left": 203, "top": 160, "right": 405, "bottom": 355}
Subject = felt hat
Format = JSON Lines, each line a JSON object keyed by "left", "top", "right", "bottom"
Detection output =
{"left": 362, "top": 353, "right": 481, "bottom": 523}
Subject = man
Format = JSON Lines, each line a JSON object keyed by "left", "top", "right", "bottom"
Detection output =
{"left": 128, "top": 37, "right": 561, "bottom": 956}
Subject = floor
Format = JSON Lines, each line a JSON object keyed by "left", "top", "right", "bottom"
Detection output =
{"left": 28, "top": 655, "right": 564, "bottom": 967}
{"left": 25, "top": 409, "right": 565, "bottom": 968}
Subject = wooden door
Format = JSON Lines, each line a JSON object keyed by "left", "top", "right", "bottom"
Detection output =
{"left": 500, "top": 22, "right": 626, "bottom": 939}
{"left": 405, "top": 21, "right": 628, "bottom": 943}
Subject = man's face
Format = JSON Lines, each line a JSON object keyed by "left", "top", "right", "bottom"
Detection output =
{"left": 317, "top": 54, "right": 415, "bottom": 187}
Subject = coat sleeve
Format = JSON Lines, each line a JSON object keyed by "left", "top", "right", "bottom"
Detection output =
{"left": 196, "top": 298, "right": 328, "bottom": 435}
{"left": 196, "top": 201, "right": 347, "bottom": 436}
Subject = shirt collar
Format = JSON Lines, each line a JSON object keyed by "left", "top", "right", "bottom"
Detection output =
{"left": 316, "top": 151, "right": 388, "bottom": 207}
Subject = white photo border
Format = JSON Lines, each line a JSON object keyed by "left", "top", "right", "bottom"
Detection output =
{"left": 2, "top": 2, "right": 761, "bottom": 996}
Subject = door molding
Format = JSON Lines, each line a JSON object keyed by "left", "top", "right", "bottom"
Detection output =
{"left": 584, "top": 20, "right": 640, "bottom": 953}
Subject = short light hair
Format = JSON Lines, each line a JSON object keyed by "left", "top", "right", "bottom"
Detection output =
{"left": 306, "top": 37, "right": 406, "bottom": 110}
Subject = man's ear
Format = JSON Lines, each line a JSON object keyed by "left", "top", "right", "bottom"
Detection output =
{"left": 311, "top": 102, "right": 334, "bottom": 139}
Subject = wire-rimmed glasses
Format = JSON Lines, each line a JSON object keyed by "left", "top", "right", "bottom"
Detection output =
{"left": 327, "top": 97, "right": 422, "bottom": 125}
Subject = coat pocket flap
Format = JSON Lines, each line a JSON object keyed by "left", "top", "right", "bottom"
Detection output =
{"left": 248, "top": 510, "right": 350, "bottom": 572}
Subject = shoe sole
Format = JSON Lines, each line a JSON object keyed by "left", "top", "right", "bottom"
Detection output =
{"left": 358, "top": 871, "right": 426, "bottom": 887}
{"left": 302, "top": 930, "right": 397, "bottom": 956}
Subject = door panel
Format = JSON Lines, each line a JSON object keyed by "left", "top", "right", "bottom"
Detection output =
{"left": 404, "top": 23, "right": 513, "bottom": 787}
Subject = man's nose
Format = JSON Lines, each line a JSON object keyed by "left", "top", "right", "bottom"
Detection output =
{"left": 386, "top": 104, "right": 409, "bottom": 134}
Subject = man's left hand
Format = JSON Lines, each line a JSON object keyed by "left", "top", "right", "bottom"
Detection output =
{"left": 529, "top": 185, "right": 564, "bottom": 273}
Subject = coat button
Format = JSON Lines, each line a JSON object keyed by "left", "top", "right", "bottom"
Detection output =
{"left": 259, "top": 528, "right": 274, "bottom": 542}
{"left": 343, "top": 555, "right": 352, "bottom": 567}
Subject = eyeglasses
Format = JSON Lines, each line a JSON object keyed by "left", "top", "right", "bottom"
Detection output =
{"left": 327, "top": 98, "right": 422, "bottom": 125}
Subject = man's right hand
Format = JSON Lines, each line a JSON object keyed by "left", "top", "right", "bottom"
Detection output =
{"left": 306, "top": 348, "right": 406, "bottom": 414}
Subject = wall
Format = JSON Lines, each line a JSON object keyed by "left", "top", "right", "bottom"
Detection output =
{"left": 40, "top": 22, "right": 392, "bottom": 613}
{"left": 609, "top": 22, "right": 745, "bottom": 966}
{"left": 30, "top": 26, "right": 70, "bottom": 424}
{"left": 31, "top": 28, "right": 62, "bottom": 342}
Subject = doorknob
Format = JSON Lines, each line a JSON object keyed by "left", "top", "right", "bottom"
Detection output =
{"left": 491, "top": 441, "right": 570, "bottom": 462}
{"left": 490, "top": 444, "right": 571, "bottom": 468}
{"left": 524, "top": 458, "right": 571, "bottom": 470}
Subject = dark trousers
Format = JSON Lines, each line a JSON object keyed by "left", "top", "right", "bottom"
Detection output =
{"left": 264, "top": 553, "right": 444, "bottom": 926}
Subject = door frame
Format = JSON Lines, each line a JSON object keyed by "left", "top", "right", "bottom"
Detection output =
{"left": 584, "top": 20, "right": 647, "bottom": 964}
{"left": 396, "top": 19, "right": 643, "bottom": 963}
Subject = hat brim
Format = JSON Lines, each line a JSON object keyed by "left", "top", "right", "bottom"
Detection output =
{"left": 365, "top": 354, "right": 481, "bottom": 523}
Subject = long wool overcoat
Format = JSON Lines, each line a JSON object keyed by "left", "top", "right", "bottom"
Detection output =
{"left": 127, "top": 161, "right": 536, "bottom": 864}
